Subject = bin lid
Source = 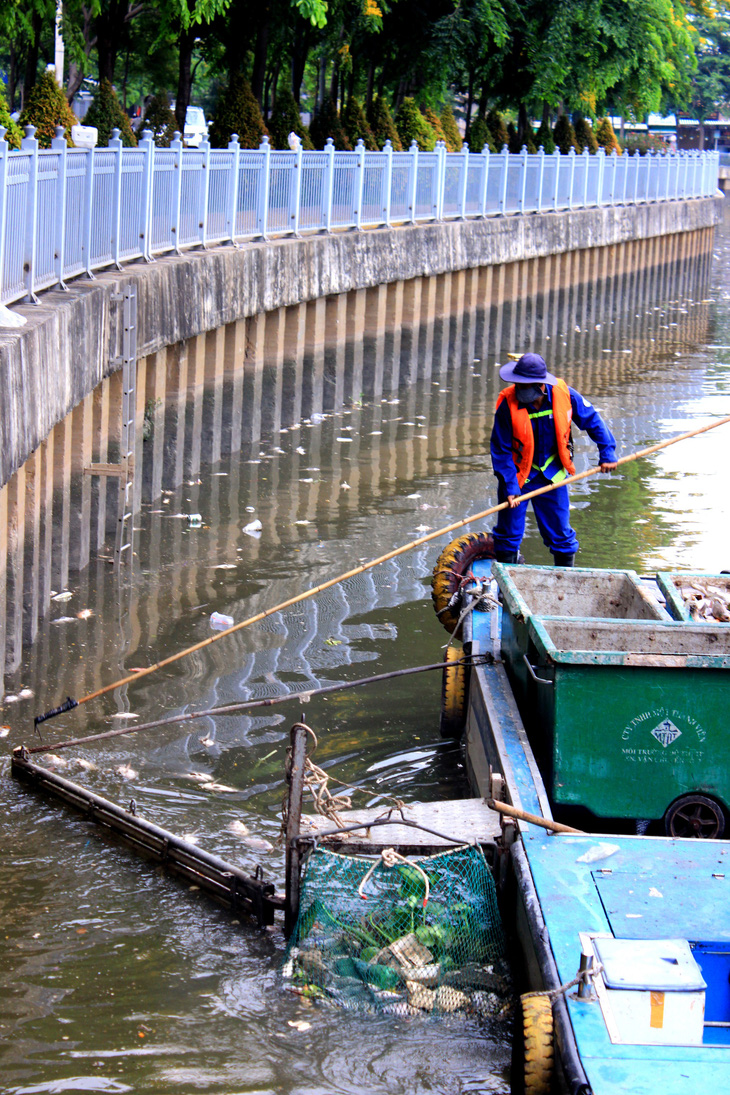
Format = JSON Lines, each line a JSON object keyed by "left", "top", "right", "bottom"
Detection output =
{"left": 593, "top": 937, "right": 707, "bottom": 992}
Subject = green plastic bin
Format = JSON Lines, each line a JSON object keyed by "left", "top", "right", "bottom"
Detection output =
{"left": 492, "top": 563, "right": 670, "bottom": 702}
{"left": 526, "top": 615, "right": 730, "bottom": 823}
{"left": 656, "top": 571, "right": 730, "bottom": 624}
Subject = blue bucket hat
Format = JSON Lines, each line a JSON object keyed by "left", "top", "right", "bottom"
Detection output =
{"left": 498, "top": 353, "right": 558, "bottom": 386}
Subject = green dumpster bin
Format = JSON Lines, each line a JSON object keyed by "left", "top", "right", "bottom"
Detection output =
{"left": 493, "top": 563, "right": 669, "bottom": 703}
{"left": 656, "top": 571, "right": 730, "bottom": 624}
{"left": 526, "top": 615, "right": 730, "bottom": 827}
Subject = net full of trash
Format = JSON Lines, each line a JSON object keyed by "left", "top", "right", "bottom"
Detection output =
{"left": 283, "top": 843, "right": 508, "bottom": 1016}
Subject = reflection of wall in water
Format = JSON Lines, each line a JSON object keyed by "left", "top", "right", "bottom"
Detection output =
{"left": 0, "top": 227, "right": 714, "bottom": 690}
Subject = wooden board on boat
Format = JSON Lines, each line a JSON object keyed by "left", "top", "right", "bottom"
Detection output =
{"left": 299, "top": 797, "right": 502, "bottom": 854}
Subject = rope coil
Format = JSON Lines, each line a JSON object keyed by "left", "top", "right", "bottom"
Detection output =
{"left": 522, "top": 961, "right": 605, "bottom": 1004}
{"left": 357, "top": 847, "right": 431, "bottom": 906}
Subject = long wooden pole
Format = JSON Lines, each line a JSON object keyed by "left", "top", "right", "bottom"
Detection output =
{"left": 36, "top": 412, "right": 730, "bottom": 719}
{"left": 488, "top": 798, "right": 585, "bottom": 835}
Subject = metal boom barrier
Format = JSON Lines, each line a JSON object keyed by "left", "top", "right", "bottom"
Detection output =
{"left": 0, "top": 123, "right": 720, "bottom": 307}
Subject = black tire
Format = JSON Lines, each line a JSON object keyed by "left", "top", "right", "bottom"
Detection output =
{"left": 431, "top": 532, "right": 496, "bottom": 638}
{"left": 664, "top": 794, "right": 726, "bottom": 839}
{"left": 439, "top": 646, "right": 471, "bottom": 739}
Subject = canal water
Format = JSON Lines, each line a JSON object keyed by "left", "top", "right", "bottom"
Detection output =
{"left": 1, "top": 208, "right": 730, "bottom": 1094}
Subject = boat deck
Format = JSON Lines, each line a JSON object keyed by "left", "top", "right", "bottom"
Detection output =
{"left": 300, "top": 798, "right": 502, "bottom": 854}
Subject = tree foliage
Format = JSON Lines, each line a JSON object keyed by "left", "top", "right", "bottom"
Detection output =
{"left": 309, "top": 95, "right": 351, "bottom": 149}
{"left": 0, "top": 87, "right": 23, "bottom": 149}
{"left": 342, "top": 96, "right": 378, "bottom": 150}
{"left": 368, "top": 96, "right": 402, "bottom": 150}
{"left": 84, "top": 79, "right": 138, "bottom": 146}
{"left": 595, "top": 116, "right": 621, "bottom": 154}
{"left": 209, "top": 74, "right": 268, "bottom": 148}
{"left": 19, "top": 71, "right": 78, "bottom": 147}
{"left": 395, "top": 98, "right": 436, "bottom": 150}
{"left": 142, "top": 92, "right": 178, "bottom": 146}
{"left": 269, "top": 88, "right": 314, "bottom": 148}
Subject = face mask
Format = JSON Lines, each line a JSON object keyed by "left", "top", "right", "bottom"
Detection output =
{"left": 515, "top": 384, "right": 543, "bottom": 405}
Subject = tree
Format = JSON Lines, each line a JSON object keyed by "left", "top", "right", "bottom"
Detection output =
{"left": 209, "top": 73, "right": 268, "bottom": 147}
{"left": 19, "top": 70, "right": 78, "bottom": 146}
{"left": 687, "top": 9, "right": 730, "bottom": 148}
{"left": 142, "top": 92, "right": 178, "bottom": 145}
{"left": 341, "top": 96, "right": 378, "bottom": 149}
{"left": 0, "top": 86, "right": 23, "bottom": 148}
{"left": 595, "top": 116, "right": 621, "bottom": 153}
{"left": 368, "top": 95, "right": 401, "bottom": 149}
{"left": 574, "top": 116, "right": 598, "bottom": 153}
{"left": 84, "top": 79, "right": 138, "bottom": 145}
{"left": 440, "top": 104, "right": 462, "bottom": 151}
{"left": 310, "top": 95, "right": 351, "bottom": 148}
{"left": 268, "top": 87, "right": 314, "bottom": 147}
{"left": 395, "top": 97, "right": 436, "bottom": 149}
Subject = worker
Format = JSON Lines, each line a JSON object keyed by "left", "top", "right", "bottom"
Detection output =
{"left": 490, "top": 352, "right": 617, "bottom": 566}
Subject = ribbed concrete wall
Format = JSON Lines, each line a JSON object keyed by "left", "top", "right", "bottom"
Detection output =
{"left": 0, "top": 199, "right": 720, "bottom": 687}
{"left": 0, "top": 197, "right": 722, "bottom": 490}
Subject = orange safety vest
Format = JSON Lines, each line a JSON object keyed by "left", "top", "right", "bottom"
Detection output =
{"left": 496, "top": 379, "right": 576, "bottom": 488}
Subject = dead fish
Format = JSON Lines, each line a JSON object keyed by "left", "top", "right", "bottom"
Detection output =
{"left": 52, "top": 591, "right": 73, "bottom": 602}
{"left": 0, "top": 727, "right": 9, "bottom": 738}
{"left": 52, "top": 616, "right": 77, "bottom": 624}
{"left": 201, "top": 781, "right": 238, "bottom": 794}
{"left": 3, "top": 694, "right": 19, "bottom": 704}
{"left": 18, "top": 688, "right": 34, "bottom": 699}
{"left": 228, "top": 820, "right": 250, "bottom": 836}
{"left": 71, "top": 758, "right": 97, "bottom": 772}
{"left": 111, "top": 712, "right": 139, "bottom": 720}
{"left": 199, "top": 736, "right": 215, "bottom": 747}
{"left": 116, "top": 764, "right": 138, "bottom": 780}
{"left": 188, "top": 771, "right": 214, "bottom": 783}
{"left": 711, "top": 598, "right": 730, "bottom": 622}
{"left": 239, "top": 835, "right": 274, "bottom": 851}
{"left": 43, "top": 754, "right": 68, "bottom": 769}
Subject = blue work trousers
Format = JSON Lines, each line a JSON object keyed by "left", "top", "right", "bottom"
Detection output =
{"left": 492, "top": 472, "right": 579, "bottom": 555}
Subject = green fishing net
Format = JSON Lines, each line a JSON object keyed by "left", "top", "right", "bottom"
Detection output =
{"left": 283, "top": 843, "right": 509, "bottom": 1016}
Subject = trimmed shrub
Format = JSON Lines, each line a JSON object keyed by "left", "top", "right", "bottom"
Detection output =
{"left": 341, "top": 96, "right": 378, "bottom": 150}
{"left": 622, "top": 133, "right": 668, "bottom": 156}
{"left": 440, "top": 104, "right": 462, "bottom": 151}
{"left": 574, "top": 117, "right": 598, "bottom": 154}
{"left": 19, "top": 70, "right": 77, "bottom": 147}
{"left": 534, "top": 119, "right": 555, "bottom": 153}
{"left": 486, "top": 109, "right": 509, "bottom": 151}
{"left": 84, "top": 79, "right": 137, "bottom": 147}
{"left": 595, "top": 117, "right": 622, "bottom": 155}
{"left": 468, "top": 116, "right": 496, "bottom": 153}
{"left": 268, "top": 88, "right": 314, "bottom": 149}
{"left": 309, "top": 96, "right": 351, "bottom": 150}
{"left": 209, "top": 74, "right": 268, "bottom": 149}
{"left": 367, "top": 96, "right": 402, "bottom": 150}
{"left": 395, "top": 97, "right": 436, "bottom": 151}
{"left": 0, "top": 87, "right": 22, "bottom": 149}
{"left": 423, "top": 106, "right": 446, "bottom": 146}
{"left": 553, "top": 114, "right": 580, "bottom": 155}
{"left": 142, "top": 93, "right": 177, "bottom": 147}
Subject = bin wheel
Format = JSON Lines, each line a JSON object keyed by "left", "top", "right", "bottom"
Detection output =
{"left": 439, "top": 646, "right": 471, "bottom": 739}
{"left": 664, "top": 794, "right": 726, "bottom": 839}
{"left": 431, "top": 532, "right": 496, "bottom": 638}
{"left": 510, "top": 994, "right": 554, "bottom": 1095}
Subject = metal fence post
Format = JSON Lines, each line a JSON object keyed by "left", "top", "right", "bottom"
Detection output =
{"left": 437, "top": 140, "right": 447, "bottom": 220}
{"left": 408, "top": 140, "right": 418, "bottom": 223}
{"left": 109, "top": 128, "right": 123, "bottom": 267}
{"left": 596, "top": 147, "right": 605, "bottom": 206}
{"left": 21, "top": 125, "right": 39, "bottom": 301}
{"left": 567, "top": 147, "right": 576, "bottom": 210}
{"left": 498, "top": 144, "right": 509, "bottom": 215}
{"left": 0, "top": 128, "right": 8, "bottom": 302}
{"left": 519, "top": 145, "right": 528, "bottom": 213}
{"left": 354, "top": 138, "right": 365, "bottom": 229}
{"left": 581, "top": 146, "right": 590, "bottom": 207}
{"left": 138, "top": 128, "right": 155, "bottom": 261}
{"left": 225, "top": 133, "right": 240, "bottom": 244}
{"left": 459, "top": 142, "right": 469, "bottom": 218}
{"left": 290, "top": 138, "right": 303, "bottom": 236}
{"left": 553, "top": 150, "right": 560, "bottom": 211}
{"left": 258, "top": 135, "right": 271, "bottom": 240}
{"left": 324, "top": 138, "right": 335, "bottom": 232}
{"left": 383, "top": 138, "right": 393, "bottom": 226}
{"left": 81, "top": 138, "right": 96, "bottom": 275}
{"left": 198, "top": 136, "right": 211, "bottom": 247}
{"left": 480, "top": 144, "right": 490, "bottom": 216}
{"left": 536, "top": 146, "right": 545, "bottom": 211}
{"left": 170, "top": 131, "right": 183, "bottom": 254}
{"left": 51, "top": 126, "right": 68, "bottom": 287}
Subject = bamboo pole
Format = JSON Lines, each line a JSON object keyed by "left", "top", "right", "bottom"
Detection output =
{"left": 35, "top": 412, "right": 730, "bottom": 720}
{"left": 488, "top": 798, "right": 585, "bottom": 835}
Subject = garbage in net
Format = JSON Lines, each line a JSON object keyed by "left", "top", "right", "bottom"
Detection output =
{"left": 283, "top": 844, "right": 510, "bottom": 1016}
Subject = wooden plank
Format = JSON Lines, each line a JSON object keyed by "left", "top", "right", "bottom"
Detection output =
{"left": 300, "top": 798, "right": 501, "bottom": 854}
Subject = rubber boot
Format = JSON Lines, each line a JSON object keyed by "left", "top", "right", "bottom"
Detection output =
{"left": 552, "top": 552, "right": 576, "bottom": 567}
{"left": 495, "top": 550, "right": 519, "bottom": 564}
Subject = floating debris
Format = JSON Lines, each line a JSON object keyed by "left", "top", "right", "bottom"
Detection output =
{"left": 52, "top": 591, "right": 73, "bottom": 602}
{"left": 228, "top": 820, "right": 250, "bottom": 836}
{"left": 202, "top": 781, "right": 238, "bottom": 794}
{"left": 239, "top": 835, "right": 274, "bottom": 851}
{"left": 210, "top": 612, "right": 234, "bottom": 631}
{"left": 243, "top": 520, "right": 263, "bottom": 536}
{"left": 116, "top": 764, "right": 138, "bottom": 780}
{"left": 0, "top": 727, "right": 9, "bottom": 738}
{"left": 18, "top": 688, "right": 33, "bottom": 699}
{"left": 199, "top": 735, "right": 216, "bottom": 747}
{"left": 111, "top": 712, "right": 140, "bottom": 720}
{"left": 52, "top": 617, "right": 77, "bottom": 624}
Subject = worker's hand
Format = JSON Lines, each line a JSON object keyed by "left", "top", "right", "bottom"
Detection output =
{"left": 599, "top": 461, "right": 618, "bottom": 473}
{"left": 507, "top": 494, "right": 520, "bottom": 508}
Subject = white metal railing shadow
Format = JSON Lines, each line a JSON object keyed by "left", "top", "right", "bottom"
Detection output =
{"left": 0, "top": 124, "right": 720, "bottom": 307}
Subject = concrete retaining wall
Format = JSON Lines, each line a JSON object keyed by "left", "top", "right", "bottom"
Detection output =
{"left": 0, "top": 197, "right": 722, "bottom": 490}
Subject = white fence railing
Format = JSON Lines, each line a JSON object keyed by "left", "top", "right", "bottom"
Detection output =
{"left": 0, "top": 124, "right": 719, "bottom": 307}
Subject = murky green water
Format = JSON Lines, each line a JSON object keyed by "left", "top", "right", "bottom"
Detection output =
{"left": 1, "top": 209, "right": 730, "bottom": 1093}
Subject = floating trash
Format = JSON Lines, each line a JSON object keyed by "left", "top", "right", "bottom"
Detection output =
{"left": 52, "top": 591, "right": 73, "bottom": 602}
{"left": 116, "top": 764, "right": 138, "bottom": 780}
{"left": 243, "top": 520, "right": 263, "bottom": 536}
{"left": 210, "top": 612, "right": 235, "bottom": 630}
{"left": 188, "top": 514, "right": 203, "bottom": 527}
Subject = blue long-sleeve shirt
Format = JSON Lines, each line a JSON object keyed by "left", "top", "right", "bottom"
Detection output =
{"left": 490, "top": 384, "right": 617, "bottom": 497}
